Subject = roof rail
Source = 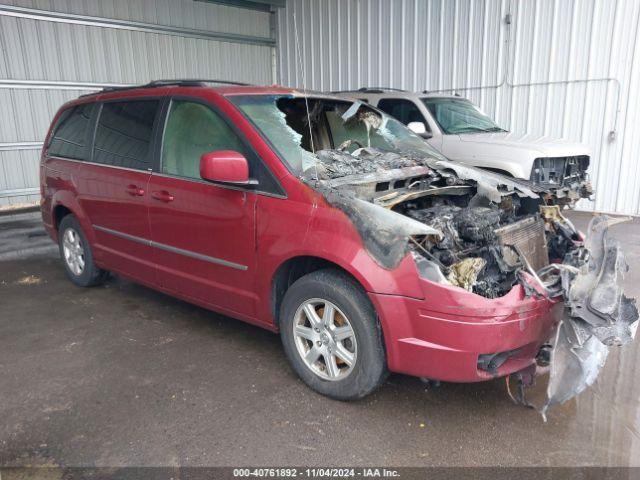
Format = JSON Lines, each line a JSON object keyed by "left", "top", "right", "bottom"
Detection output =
{"left": 93, "top": 79, "right": 253, "bottom": 95}
{"left": 149, "top": 79, "right": 254, "bottom": 87}
{"left": 331, "top": 87, "right": 407, "bottom": 94}
{"left": 422, "top": 90, "right": 462, "bottom": 96}
{"left": 358, "top": 87, "right": 407, "bottom": 92}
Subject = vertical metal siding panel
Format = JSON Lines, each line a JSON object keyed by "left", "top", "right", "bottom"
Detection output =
{"left": 601, "top": 0, "right": 640, "bottom": 213}
{"left": 579, "top": 0, "right": 616, "bottom": 212}
{"left": 488, "top": 1, "right": 501, "bottom": 126}
{"left": 546, "top": 0, "right": 569, "bottom": 138}
{"left": 349, "top": 0, "right": 356, "bottom": 88}
{"left": 479, "top": 0, "right": 499, "bottom": 118}
{"left": 276, "top": 7, "right": 286, "bottom": 85}
{"left": 378, "top": 0, "right": 387, "bottom": 87}
{"left": 497, "top": 0, "right": 513, "bottom": 130}
{"left": 618, "top": 5, "right": 640, "bottom": 213}
{"left": 510, "top": 0, "right": 530, "bottom": 134}
{"left": 0, "top": 90, "right": 18, "bottom": 141}
{"left": 529, "top": 0, "right": 550, "bottom": 136}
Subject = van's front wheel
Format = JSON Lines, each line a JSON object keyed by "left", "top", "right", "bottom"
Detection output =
{"left": 58, "top": 215, "right": 108, "bottom": 287}
{"left": 280, "top": 269, "right": 387, "bottom": 400}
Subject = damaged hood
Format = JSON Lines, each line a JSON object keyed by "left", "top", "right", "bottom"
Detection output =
{"left": 457, "top": 132, "right": 591, "bottom": 157}
{"left": 308, "top": 148, "right": 543, "bottom": 269}
{"left": 421, "top": 157, "right": 540, "bottom": 203}
{"left": 316, "top": 147, "right": 542, "bottom": 199}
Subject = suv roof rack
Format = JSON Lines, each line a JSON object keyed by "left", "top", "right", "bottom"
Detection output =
{"left": 357, "top": 87, "right": 407, "bottom": 93}
{"left": 422, "top": 90, "right": 462, "bottom": 96}
{"left": 86, "top": 79, "right": 253, "bottom": 96}
{"left": 331, "top": 87, "right": 407, "bottom": 94}
{"left": 149, "top": 79, "right": 253, "bottom": 87}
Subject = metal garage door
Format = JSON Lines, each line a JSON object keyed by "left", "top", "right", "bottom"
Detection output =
{"left": 0, "top": 0, "right": 277, "bottom": 208}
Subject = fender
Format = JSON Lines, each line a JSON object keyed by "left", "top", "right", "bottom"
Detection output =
{"left": 253, "top": 193, "right": 425, "bottom": 327}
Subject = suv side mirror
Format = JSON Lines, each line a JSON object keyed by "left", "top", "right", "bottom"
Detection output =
{"left": 407, "top": 121, "right": 432, "bottom": 139}
{"left": 200, "top": 150, "right": 257, "bottom": 186}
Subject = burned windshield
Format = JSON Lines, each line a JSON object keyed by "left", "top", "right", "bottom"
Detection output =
{"left": 229, "top": 95, "right": 445, "bottom": 175}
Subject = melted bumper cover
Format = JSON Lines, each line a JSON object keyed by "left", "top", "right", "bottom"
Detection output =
{"left": 541, "top": 216, "right": 639, "bottom": 417}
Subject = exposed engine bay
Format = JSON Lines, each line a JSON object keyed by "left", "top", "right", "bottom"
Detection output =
{"left": 234, "top": 93, "right": 638, "bottom": 417}
{"left": 308, "top": 146, "right": 638, "bottom": 417}
{"left": 311, "top": 147, "right": 559, "bottom": 298}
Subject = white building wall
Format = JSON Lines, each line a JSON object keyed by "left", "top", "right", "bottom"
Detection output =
{"left": 0, "top": 0, "right": 275, "bottom": 207}
{"left": 277, "top": 0, "right": 640, "bottom": 215}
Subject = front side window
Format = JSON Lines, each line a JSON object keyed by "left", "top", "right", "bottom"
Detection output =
{"left": 93, "top": 100, "right": 159, "bottom": 170}
{"left": 377, "top": 98, "right": 428, "bottom": 129}
{"left": 421, "top": 97, "right": 505, "bottom": 134}
{"left": 161, "top": 100, "right": 247, "bottom": 179}
{"left": 48, "top": 103, "right": 95, "bottom": 160}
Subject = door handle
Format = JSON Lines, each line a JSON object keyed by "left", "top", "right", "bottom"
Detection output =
{"left": 151, "top": 190, "right": 175, "bottom": 202}
{"left": 126, "top": 184, "right": 145, "bottom": 196}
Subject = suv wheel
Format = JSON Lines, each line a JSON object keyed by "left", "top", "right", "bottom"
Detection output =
{"left": 280, "top": 269, "right": 387, "bottom": 400}
{"left": 58, "top": 215, "right": 108, "bottom": 287}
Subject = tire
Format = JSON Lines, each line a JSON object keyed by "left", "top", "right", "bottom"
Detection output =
{"left": 58, "top": 214, "right": 108, "bottom": 287}
{"left": 280, "top": 268, "right": 388, "bottom": 400}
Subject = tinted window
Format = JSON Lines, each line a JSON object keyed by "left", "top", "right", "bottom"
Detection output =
{"left": 377, "top": 99, "right": 428, "bottom": 130}
{"left": 93, "top": 100, "right": 159, "bottom": 170}
{"left": 48, "top": 103, "right": 95, "bottom": 160}
{"left": 161, "top": 100, "right": 247, "bottom": 179}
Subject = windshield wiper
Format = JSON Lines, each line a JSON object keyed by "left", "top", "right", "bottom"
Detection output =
{"left": 460, "top": 126, "right": 507, "bottom": 133}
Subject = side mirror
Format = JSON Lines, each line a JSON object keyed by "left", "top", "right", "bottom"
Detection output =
{"left": 407, "top": 121, "right": 432, "bottom": 139}
{"left": 199, "top": 150, "right": 257, "bottom": 186}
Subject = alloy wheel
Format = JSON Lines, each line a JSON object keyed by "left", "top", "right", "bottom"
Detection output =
{"left": 62, "top": 227, "right": 85, "bottom": 276}
{"left": 292, "top": 298, "right": 358, "bottom": 381}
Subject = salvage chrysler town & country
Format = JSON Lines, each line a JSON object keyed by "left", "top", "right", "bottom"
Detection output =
{"left": 41, "top": 80, "right": 637, "bottom": 412}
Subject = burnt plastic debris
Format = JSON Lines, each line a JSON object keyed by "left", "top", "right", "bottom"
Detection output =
{"left": 541, "top": 216, "right": 638, "bottom": 419}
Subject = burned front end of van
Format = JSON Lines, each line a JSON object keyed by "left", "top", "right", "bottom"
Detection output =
{"left": 230, "top": 93, "right": 637, "bottom": 415}
{"left": 305, "top": 145, "right": 638, "bottom": 416}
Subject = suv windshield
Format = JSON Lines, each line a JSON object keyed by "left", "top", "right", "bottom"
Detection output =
{"left": 228, "top": 95, "right": 444, "bottom": 175}
{"left": 422, "top": 97, "right": 506, "bottom": 135}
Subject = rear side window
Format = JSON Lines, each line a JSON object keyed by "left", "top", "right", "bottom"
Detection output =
{"left": 161, "top": 100, "right": 247, "bottom": 179}
{"left": 48, "top": 103, "right": 95, "bottom": 160}
{"left": 377, "top": 99, "right": 428, "bottom": 130}
{"left": 93, "top": 100, "right": 159, "bottom": 170}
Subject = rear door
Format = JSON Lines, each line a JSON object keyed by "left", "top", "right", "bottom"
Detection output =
{"left": 146, "top": 97, "right": 262, "bottom": 317}
{"left": 78, "top": 98, "right": 161, "bottom": 285}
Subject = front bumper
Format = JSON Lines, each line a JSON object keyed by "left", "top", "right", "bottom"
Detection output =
{"left": 369, "top": 278, "right": 563, "bottom": 382}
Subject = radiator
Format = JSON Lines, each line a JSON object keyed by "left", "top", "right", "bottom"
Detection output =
{"left": 494, "top": 216, "right": 549, "bottom": 271}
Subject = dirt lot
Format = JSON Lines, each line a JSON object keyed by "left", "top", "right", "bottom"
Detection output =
{"left": 1, "top": 211, "right": 639, "bottom": 467}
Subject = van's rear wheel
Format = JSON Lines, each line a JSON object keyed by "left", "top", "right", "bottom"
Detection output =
{"left": 280, "top": 269, "right": 387, "bottom": 400}
{"left": 58, "top": 215, "right": 108, "bottom": 287}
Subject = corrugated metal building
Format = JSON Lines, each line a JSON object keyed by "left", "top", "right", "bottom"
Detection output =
{"left": 277, "top": 0, "right": 640, "bottom": 215}
{"left": 2, "top": 0, "right": 639, "bottom": 215}
{"left": 0, "top": 0, "right": 278, "bottom": 207}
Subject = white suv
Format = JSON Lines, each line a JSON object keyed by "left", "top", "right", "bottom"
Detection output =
{"left": 334, "top": 88, "right": 592, "bottom": 205}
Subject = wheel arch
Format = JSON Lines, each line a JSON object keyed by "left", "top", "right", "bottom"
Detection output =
{"left": 48, "top": 193, "right": 93, "bottom": 244}
{"left": 271, "top": 255, "right": 370, "bottom": 329}
{"left": 53, "top": 204, "right": 73, "bottom": 230}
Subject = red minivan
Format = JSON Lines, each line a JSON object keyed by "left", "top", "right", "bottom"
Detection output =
{"left": 41, "top": 80, "right": 635, "bottom": 404}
